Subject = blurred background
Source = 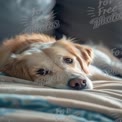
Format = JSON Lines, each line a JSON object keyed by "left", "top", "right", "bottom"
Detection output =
{"left": 0, "top": 0, "right": 122, "bottom": 58}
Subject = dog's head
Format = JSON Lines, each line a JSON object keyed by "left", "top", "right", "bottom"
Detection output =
{"left": 2, "top": 37, "right": 94, "bottom": 90}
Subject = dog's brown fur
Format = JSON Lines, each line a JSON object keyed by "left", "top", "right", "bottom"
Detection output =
{"left": 0, "top": 33, "right": 93, "bottom": 89}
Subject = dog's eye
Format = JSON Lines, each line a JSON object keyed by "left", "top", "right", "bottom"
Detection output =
{"left": 37, "top": 69, "right": 49, "bottom": 75}
{"left": 63, "top": 57, "right": 73, "bottom": 64}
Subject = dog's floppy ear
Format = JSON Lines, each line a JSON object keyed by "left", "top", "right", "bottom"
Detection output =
{"left": 74, "top": 44, "right": 94, "bottom": 74}
{"left": 1, "top": 57, "right": 33, "bottom": 81}
{"left": 75, "top": 44, "right": 94, "bottom": 65}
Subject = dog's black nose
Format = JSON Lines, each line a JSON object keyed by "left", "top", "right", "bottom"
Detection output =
{"left": 68, "top": 78, "right": 86, "bottom": 90}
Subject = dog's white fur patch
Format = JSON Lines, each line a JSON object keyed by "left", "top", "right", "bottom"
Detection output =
{"left": 24, "top": 42, "right": 54, "bottom": 54}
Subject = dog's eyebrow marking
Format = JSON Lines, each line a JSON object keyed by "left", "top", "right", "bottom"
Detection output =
{"left": 11, "top": 54, "right": 17, "bottom": 58}
{"left": 31, "top": 42, "right": 54, "bottom": 50}
{"left": 10, "top": 42, "right": 54, "bottom": 58}
{"left": 22, "top": 42, "right": 55, "bottom": 55}
{"left": 23, "top": 52, "right": 33, "bottom": 55}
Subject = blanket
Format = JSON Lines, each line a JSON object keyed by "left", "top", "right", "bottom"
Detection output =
{"left": 0, "top": 75, "right": 122, "bottom": 122}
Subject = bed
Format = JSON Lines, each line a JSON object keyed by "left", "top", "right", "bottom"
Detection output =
{"left": 0, "top": 74, "right": 122, "bottom": 122}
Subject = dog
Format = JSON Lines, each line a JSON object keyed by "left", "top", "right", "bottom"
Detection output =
{"left": 0, "top": 33, "right": 122, "bottom": 90}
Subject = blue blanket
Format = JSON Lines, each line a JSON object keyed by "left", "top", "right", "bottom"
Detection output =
{"left": 0, "top": 94, "right": 114, "bottom": 122}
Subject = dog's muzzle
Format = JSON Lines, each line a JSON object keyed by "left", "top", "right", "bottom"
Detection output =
{"left": 68, "top": 78, "right": 87, "bottom": 90}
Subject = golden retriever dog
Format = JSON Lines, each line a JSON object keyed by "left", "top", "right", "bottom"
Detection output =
{"left": 0, "top": 33, "right": 122, "bottom": 90}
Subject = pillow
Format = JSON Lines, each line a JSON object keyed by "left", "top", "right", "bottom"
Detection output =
{"left": 0, "top": 0, "right": 55, "bottom": 42}
{"left": 54, "top": 0, "right": 122, "bottom": 51}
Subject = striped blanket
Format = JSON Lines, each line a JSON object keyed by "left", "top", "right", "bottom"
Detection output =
{"left": 0, "top": 75, "right": 122, "bottom": 122}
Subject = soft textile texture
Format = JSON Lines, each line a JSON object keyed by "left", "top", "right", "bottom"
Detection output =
{"left": 0, "top": 75, "right": 122, "bottom": 122}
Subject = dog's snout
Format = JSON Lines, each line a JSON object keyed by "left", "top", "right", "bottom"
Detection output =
{"left": 68, "top": 78, "right": 86, "bottom": 90}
